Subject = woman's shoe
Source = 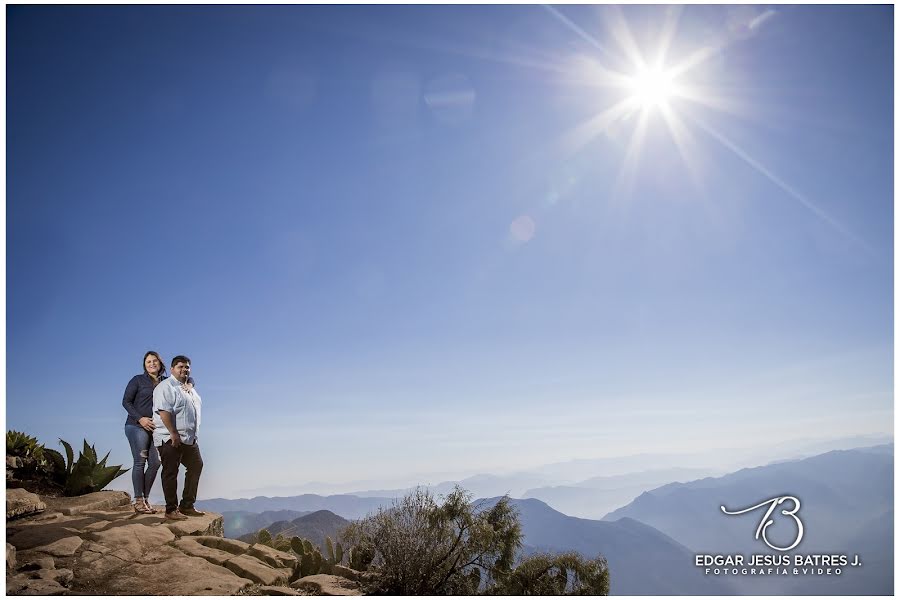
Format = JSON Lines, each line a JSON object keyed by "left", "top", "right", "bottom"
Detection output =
{"left": 133, "top": 501, "right": 154, "bottom": 515}
{"left": 142, "top": 499, "right": 160, "bottom": 513}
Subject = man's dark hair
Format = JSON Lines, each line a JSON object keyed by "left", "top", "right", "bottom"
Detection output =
{"left": 170, "top": 355, "right": 191, "bottom": 368}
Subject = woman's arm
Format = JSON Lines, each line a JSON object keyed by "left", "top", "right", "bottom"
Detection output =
{"left": 121, "top": 376, "right": 144, "bottom": 421}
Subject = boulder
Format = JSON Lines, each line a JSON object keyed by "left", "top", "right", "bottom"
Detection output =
{"left": 6, "top": 489, "right": 46, "bottom": 520}
{"left": 248, "top": 543, "right": 299, "bottom": 570}
{"left": 330, "top": 564, "right": 364, "bottom": 582}
{"left": 6, "top": 543, "right": 15, "bottom": 573}
{"left": 195, "top": 535, "right": 251, "bottom": 554}
{"left": 173, "top": 537, "right": 237, "bottom": 566}
{"left": 224, "top": 554, "right": 291, "bottom": 585}
{"left": 291, "top": 574, "right": 363, "bottom": 596}
{"left": 43, "top": 491, "right": 130, "bottom": 515}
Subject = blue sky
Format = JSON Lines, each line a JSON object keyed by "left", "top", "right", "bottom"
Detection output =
{"left": 7, "top": 5, "right": 893, "bottom": 498}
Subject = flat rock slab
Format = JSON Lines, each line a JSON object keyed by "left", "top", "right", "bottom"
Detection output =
{"left": 7, "top": 489, "right": 46, "bottom": 520}
{"left": 43, "top": 491, "right": 130, "bottom": 515}
{"left": 7, "top": 523, "right": 84, "bottom": 551}
{"left": 104, "top": 551, "right": 253, "bottom": 595}
{"left": 292, "top": 574, "right": 362, "bottom": 596}
{"left": 249, "top": 543, "right": 299, "bottom": 570}
{"left": 31, "top": 535, "right": 83, "bottom": 557}
{"left": 173, "top": 537, "right": 236, "bottom": 566}
{"left": 224, "top": 554, "right": 291, "bottom": 585}
{"left": 163, "top": 512, "right": 224, "bottom": 537}
{"left": 87, "top": 523, "right": 176, "bottom": 561}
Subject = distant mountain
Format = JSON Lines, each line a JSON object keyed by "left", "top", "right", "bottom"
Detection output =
{"left": 349, "top": 473, "right": 557, "bottom": 499}
{"left": 221, "top": 510, "right": 310, "bottom": 538}
{"left": 523, "top": 467, "right": 717, "bottom": 519}
{"left": 518, "top": 434, "right": 893, "bottom": 483}
{"left": 237, "top": 510, "right": 350, "bottom": 549}
{"left": 604, "top": 445, "right": 893, "bottom": 594}
{"left": 493, "top": 498, "right": 735, "bottom": 595}
{"left": 196, "top": 494, "right": 391, "bottom": 520}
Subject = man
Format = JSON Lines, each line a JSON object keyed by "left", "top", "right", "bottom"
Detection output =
{"left": 153, "top": 355, "right": 204, "bottom": 520}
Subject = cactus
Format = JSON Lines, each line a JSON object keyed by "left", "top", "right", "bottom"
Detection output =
{"left": 289, "top": 537, "right": 329, "bottom": 579}
{"left": 348, "top": 543, "right": 375, "bottom": 571}
{"left": 324, "top": 536, "right": 344, "bottom": 566}
{"left": 290, "top": 536, "right": 304, "bottom": 554}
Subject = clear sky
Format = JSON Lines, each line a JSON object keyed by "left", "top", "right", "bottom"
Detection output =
{"left": 7, "top": 5, "right": 893, "bottom": 499}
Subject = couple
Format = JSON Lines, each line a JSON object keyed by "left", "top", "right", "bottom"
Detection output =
{"left": 122, "top": 351, "right": 204, "bottom": 521}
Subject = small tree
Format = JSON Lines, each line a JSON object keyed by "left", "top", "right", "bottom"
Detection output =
{"left": 342, "top": 486, "right": 521, "bottom": 594}
{"left": 257, "top": 529, "right": 272, "bottom": 545}
{"left": 341, "top": 485, "right": 609, "bottom": 595}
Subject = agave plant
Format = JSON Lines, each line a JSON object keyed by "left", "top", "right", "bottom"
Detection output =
{"left": 6, "top": 430, "right": 45, "bottom": 461}
{"left": 49, "top": 439, "right": 129, "bottom": 497}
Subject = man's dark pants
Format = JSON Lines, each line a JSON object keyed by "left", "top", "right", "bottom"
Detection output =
{"left": 158, "top": 440, "right": 203, "bottom": 513}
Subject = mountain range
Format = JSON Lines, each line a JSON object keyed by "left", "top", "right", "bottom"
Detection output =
{"left": 202, "top": 442, "right": 892, "bottom": 595}
{"left": 236, "top": 510, "right": 350, "bottom": 549}
{"left": 221, "top": 509, "right": 311, "bottom": 538}
{"left": 604, "top": 444, "right": 893, "bottom": 594}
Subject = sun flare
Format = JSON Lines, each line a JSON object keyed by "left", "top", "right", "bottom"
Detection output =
{"left": 628, "top": 66, "right": 675, "bottom": 108}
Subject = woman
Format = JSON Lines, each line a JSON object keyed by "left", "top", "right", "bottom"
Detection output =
{"left": 122, "top": 351, "right": 192, "bottom": 514}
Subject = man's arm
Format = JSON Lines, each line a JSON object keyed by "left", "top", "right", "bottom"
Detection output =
{"left": 158, "top": 410, "right": 182, "bottom": 448}
{"left": 153, "top": 382, "right": 182, "bottom": 448}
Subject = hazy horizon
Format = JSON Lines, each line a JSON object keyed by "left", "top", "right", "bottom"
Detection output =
{"left": 7, "top": 6, "right": 893, "bottom": 501}
{"left": 154, "top": 432, "right": 892, "bottom": 500}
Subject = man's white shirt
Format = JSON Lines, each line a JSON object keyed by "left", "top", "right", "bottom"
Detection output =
{"left": 152, "top": 376, "right": 202, "bottom": 446}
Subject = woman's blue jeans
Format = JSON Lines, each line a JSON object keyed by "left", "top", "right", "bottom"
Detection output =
{"left": 124, "top": 424, "right": 161, "bottom": 500}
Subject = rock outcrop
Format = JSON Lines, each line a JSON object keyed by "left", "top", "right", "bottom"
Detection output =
{"left": 5, "top": 490, "right": 367, "bottom": 595}
{"left": 7, "top": 489, "right": 47, "bottom": 519}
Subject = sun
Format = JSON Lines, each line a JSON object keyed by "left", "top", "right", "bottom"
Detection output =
{"left": 628, "top": 66, "right": 675, "bottom": 108}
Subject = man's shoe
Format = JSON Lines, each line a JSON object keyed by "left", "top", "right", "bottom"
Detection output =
{"left": 180, "top": 507, "right": 206, "bottom": 517}
{"left": 165, "top": 510, "right": 188, "bottom": 521}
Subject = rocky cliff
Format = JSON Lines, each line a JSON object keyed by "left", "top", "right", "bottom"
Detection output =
{"left": 5, "top": 489, "right": 362, "bottom": 596}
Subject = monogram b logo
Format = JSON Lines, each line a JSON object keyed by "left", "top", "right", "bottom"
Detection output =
{"left": 720, "top": 495, "right": 804, "bottom": 551}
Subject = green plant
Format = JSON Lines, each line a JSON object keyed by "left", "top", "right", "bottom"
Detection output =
{"left": 487, "top": 552, "right": 609, "bottom": 595}
{"left": 340, "top": 486, "right": 522, "bottom": 594}
{"left": 290, "top": 536, "right": 327, "bottom": 578}
{"left": 324, "top": 536, "right": 344, "bottom": 566}
{"left": 53, "top": 439, "right": 129, "bottom": 497}
{"left": 6, "top": 430, "right": 45, "bottom": 461}
{"left": 272, "top": 534, "right": 292, "bottom": 552}
{"left": 348, "top": 542, "right": 375, "bottom": 571}
{"left": 339, "top": 486, "right": 609, "bottom": 595}
{"left": 257, "top": 529, "right": 272, "bottom": 545}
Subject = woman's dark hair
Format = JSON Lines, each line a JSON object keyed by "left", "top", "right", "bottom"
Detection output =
{"left": 143, "top": 351, "right": 167, "bottom": 379}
